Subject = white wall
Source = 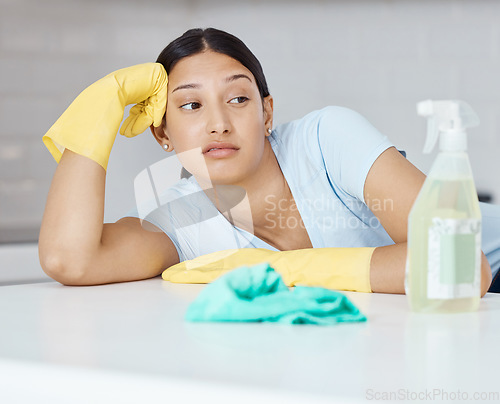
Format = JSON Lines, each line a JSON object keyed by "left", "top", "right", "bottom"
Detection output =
{"left": 1, "top": 0, "right": 499, "bottom": 239}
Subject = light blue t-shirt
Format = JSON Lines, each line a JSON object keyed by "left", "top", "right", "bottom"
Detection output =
{"left": 122, "top": 105, "right": 500, "bottom": 280}
{"left": 123, "top": 106, "right": 397, "bottom": 262}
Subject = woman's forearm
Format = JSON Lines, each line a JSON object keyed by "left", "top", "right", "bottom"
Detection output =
{"left": 369, "top": 242, "right": 407, "bottom": 294}
{"left": 369, "top": 242, "right": 492, "bottom": 296}
{"left": 38, "top": 149, "right": 106, "bottom": 279}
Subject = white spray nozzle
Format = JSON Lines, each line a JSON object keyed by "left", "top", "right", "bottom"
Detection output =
{"left": 417, "top": 99, "right": 479, "bottom": 153}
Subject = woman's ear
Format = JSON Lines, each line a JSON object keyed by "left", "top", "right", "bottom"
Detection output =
{"left": 263, "top": 95, "right": 274, "bottom": 135}
{"left": 150, "top": 115, "right": 174, "bottom": 152}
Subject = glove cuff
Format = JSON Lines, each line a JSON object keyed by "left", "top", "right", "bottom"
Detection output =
{"left": 274, "top": 247, "right": 375, "bottom": 293}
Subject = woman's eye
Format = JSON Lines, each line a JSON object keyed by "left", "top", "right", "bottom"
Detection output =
{"left": 229, "top": 96, "right": 249, "bottom": 104}
{"left": 180, "top": 102, "right": 201, "bottom": 110}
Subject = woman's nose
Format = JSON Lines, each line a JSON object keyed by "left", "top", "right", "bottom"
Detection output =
{"left": 206, "top": 104, "right": 232, "bottom": 135}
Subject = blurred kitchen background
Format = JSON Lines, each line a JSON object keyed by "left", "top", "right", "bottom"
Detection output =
{"left": 1, "top": 0, "right": 499, "bottom": 282}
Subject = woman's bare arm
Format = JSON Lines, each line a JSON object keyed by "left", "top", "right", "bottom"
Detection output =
{"left": 38, "top": 149, "right": 180, "bottom": 286}
{"left": 369, "top": 242, "right": 492, "bottom": 296}
{"left": 39, "top": 149, "right": 106, "bottom": 282}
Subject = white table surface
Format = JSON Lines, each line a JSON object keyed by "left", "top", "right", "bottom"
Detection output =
{"left": 0, "top": 243, "right": 50, "bottom": 285}
{"left": 1, "top": 277, "right": 499, "bottom": 404}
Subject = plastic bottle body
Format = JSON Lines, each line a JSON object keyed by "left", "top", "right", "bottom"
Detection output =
{"left": 406, "top": 152, "right": 481, "bottom": 313}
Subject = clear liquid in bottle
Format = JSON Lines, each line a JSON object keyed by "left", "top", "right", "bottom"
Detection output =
{"left": 406, "top": 177, "right": 481, "bottom": 313}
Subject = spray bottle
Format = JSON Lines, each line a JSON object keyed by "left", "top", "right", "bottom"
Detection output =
{"left": 405, "top": 99, "right": 482, "bottom": 313}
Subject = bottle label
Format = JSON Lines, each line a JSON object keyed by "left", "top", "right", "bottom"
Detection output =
{"left": 427, "top": 218, "right": 481, "bottom": 299}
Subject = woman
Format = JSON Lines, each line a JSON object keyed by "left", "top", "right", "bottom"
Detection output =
{"left": 39, "top": 28, "right": 498, "bottom": 295}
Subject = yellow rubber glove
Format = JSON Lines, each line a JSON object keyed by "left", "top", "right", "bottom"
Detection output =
{"left": 42, "top": 63, "right": 168, "bottom": 171}
{"left": 162, "top": 247, "right": 375, "bottom": 293}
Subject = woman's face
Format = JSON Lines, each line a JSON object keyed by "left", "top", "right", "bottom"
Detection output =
{"left": 157, "top": 50, "right": 273, "bottom": 185}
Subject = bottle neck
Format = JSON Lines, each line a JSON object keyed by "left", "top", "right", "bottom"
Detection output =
{"left": 428, "top": 151, "right": 473, "bottom": 180}
{"left": 439, "top": 130, "right": 467, "bottom": 152}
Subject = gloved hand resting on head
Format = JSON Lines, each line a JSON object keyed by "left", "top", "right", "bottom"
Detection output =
{"left": 43, "top": 63, "right": 168, "bottom": 171}
{"left": 162, "top": 247, "right": 376, "bottom": 293}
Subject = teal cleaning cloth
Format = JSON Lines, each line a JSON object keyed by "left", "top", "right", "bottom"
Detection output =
{"left": 185, "top": 263, "right": 367, "bottom": 325}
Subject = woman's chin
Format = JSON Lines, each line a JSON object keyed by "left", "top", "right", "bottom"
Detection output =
{"left": 194, "top": 169, "right": 244, "bottom": 186}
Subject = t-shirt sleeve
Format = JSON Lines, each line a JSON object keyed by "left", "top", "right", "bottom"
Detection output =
{"left": 316, "top": 106, "right": 395, "bottom": 205}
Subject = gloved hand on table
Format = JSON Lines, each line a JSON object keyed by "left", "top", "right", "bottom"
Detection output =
{"left": 43, "top": 63, "right": 168, "bottom": 171}
{"left": 163, "top": 247, "right": 376, "bottom": 293}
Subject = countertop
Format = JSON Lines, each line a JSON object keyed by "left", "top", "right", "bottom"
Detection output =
{"left": 1, "top": 278, "right": 499, "bottom": 403}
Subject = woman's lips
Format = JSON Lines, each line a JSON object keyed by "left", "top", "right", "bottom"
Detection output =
{"left": 204, "top": 148, "right": 239, "bottom": 158}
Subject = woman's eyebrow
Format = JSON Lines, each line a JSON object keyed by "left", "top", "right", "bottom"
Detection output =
{"left": 226, "top": 74, "right": 252, "bottom": 84}
{"left": 172, "top": 74, "right": 252, "bottom": 93}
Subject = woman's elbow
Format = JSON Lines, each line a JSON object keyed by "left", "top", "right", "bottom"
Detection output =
{"left": 39, "top": 250, "right": 86, "bottom": 286}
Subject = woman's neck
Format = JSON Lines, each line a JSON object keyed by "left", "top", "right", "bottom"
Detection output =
{"left": 196, "top": 138, "right": 291, "bottom": 235}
